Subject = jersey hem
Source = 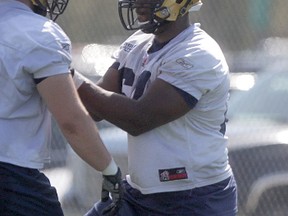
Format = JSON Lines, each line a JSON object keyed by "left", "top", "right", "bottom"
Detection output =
{"left": 0, "top": 157, "right": 45, "bottom": 169}
{"left": 126, "top": 170, "right": 233, "bottom": 194}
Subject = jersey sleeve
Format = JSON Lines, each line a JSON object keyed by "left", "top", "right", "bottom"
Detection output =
{"left": 158, "top": 46, "right": 229, "bottom": 100}
{"left": 22, "top": 21, "right": 72, "bottom": 79}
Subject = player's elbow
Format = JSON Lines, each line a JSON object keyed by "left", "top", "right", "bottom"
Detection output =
{"left": 55, "top": 111, "right": 89, "bottom": 137}
{"left": 58, "top": 119, "right": 82, "bottom": 137}
{"left": 127, "top": 129, "right": 143, "bottom": 136}
{"left": 124, "top": 118, "right": 153, "bottom": 136}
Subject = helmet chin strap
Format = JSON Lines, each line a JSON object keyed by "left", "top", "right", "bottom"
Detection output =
{"left": 32, "top": 5, "right": 47, "bottom": 17}
{"left": 140, "top": 19, "right": 170, "bottom": 34}
{"left": 31, "top": 0, "right": 47, "bottom": 17}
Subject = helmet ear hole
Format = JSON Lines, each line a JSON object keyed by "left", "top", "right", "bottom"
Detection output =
{"left": 179, "top": 7, "right": 186, "bottom": 16}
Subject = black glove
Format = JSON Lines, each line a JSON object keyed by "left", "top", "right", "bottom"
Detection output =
{"left": 101, "top": 167, "right": 122, "bottom": 216}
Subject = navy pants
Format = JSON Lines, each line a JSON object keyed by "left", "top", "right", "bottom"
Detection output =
{"left": 85, "top": 175, "right": 238, "bottom": 216}
{"left": 0, "top": 162, "right": 63, "bottom": 216}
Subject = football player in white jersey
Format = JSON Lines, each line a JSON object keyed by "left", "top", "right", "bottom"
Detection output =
{"left": 74, "top": 0, "right": 237, "bottom": 215}
{"left": 0, "top": 0, "right": 122, "bottom": 215}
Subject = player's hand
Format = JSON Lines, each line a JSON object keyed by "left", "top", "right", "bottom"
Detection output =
{"left": 101, "top": 167, "right": 122, "bottom": 215}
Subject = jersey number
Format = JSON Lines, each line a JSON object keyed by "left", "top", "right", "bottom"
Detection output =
{"left": 121, "top": 68, "right": 151, "bottom": 100}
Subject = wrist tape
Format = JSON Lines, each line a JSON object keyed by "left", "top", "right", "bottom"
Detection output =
{"left": 72, "top": 70, "right": 90, "bottom": 89}
{"left": 102, "top": 158, "right": 118, "bottom": 176}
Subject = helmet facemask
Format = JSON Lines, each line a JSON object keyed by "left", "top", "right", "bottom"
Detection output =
{"left": 31, "top": 0, "right": 69, "bottom": 21}
{"left": 118, "top": 0, "right": 202, "bottom": 34}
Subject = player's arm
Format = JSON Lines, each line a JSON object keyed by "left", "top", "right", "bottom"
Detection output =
{"left": 96, "top": 62, "right": 122, "bottom": 93}
{"left": 37, "top": 73, "right": 123, "bottom": 210}
{"left": 77, "top": 70, "right": 196, "bottom": 136}
{"left": 75, "top": 63, "right": 122, "bottom": 122}
{"left": 36, "top": 73, "right": 114, "bottom": 172}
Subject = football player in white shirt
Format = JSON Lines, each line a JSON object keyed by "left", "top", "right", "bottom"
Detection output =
{"left": 74, "top": 0, "right": 237, "bottom": 215}
{"left": 0, "top": 0, "right": 122, "bottom": 215}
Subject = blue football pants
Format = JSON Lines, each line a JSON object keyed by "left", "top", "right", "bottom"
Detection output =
{"left": 85, "top": 175, "right": 237, "bottom": 216}
{"left": 0, "top": 162, "right": 64, "bottom": 216}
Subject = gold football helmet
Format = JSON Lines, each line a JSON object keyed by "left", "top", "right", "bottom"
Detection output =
{"left": 118, "top": 0, "right": 202, "bottom": 33}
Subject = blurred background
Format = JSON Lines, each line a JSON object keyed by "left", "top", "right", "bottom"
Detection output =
{"left": 43, "top": 0, "right": 288, "bottom": 215}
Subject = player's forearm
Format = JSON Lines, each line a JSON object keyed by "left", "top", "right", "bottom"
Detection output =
{"left": 59, "top": 113, "right": 112, "bottom": 172}
{"left": 37, "top": 74, "right": 116, "bottom": 173}
{"left": 74, "top": 71, "right": 161, "bottom": 135}
{"left": 78, "top": 82, "right": 153, "bottom": 136}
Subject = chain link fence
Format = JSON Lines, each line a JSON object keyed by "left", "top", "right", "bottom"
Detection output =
{"left": 43, "top": 1, "right": 288, "bottom": 215}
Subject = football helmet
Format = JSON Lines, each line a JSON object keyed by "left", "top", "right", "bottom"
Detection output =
{"left": 30, "top": 0, "right": 69, "bottom": 21}
{"left": 118, "top": 0, "right": 202, "bottom": 33}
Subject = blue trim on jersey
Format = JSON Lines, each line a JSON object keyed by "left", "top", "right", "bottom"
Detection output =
{"left": 173, "top": 86, "right": 198, "bottom": 108}
{"left": 34, "top": 68, "right": 75, "bottom": 84}
{"left": 34, "top": 77, "right": 47, "bottom": 84}
{"left": 148, "top": 39, "right": 170, "bottom": 54}
{"left": 220, "top": 114, "right": 228, "bottom": 135}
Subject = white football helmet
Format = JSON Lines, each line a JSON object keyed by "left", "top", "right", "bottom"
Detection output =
{"left": 118, "top": 0, "right": 203, "bottom": 33}
{"left": 30, "top": 0, "right": 69, "bottom": 21}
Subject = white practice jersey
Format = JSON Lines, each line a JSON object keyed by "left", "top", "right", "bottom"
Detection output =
{"left": 0, "top": 0, "right": 72, "bottom": 169}
{"left": 113, "top": 23, "right": 232, "bottom": 194}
